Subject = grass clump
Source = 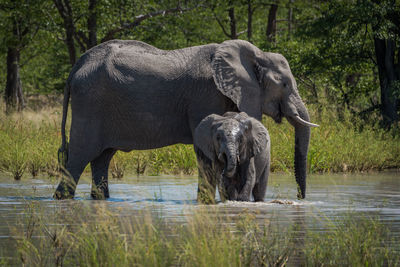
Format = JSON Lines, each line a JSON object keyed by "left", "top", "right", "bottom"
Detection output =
{"left": 265, "top": 107, "right": 400, "bottom": 173}
{"left": 7, "top": 202, "right": 400, "bottom": 266}
{"left": 0, "top": 101, "right": 399, "bottom": 179}
{"left": 0, "top": 109, "right": 60, "bottom": 180}
{"left": 305, "top": 214, "right": 400, "bottom": 266}
{"left": 10, "top": 203, "right": 294, "bottom": 266}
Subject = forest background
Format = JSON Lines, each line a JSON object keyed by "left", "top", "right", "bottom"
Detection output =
{"left": 0, "top": 0, "right": 399, "bottom": 178}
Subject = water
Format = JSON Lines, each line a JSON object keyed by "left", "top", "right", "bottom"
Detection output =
{"left": 0, "top": 171, "right": 399, "bottom": 258}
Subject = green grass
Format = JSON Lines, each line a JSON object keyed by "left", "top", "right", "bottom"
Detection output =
{"left": 305, "top": 214, "right": 400, "bottom": 266}
{"left": 0, "top": 103, "right": 399, "bottom": 180}
{"left": 5, "top": 202, "right": 399, "bottom": 266}
{"left": 265, "top": 106, "right": 400, "bottom": 173}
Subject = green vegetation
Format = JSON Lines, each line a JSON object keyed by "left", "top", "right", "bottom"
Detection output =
{"left": 0, "top": 0, "right": 399, "bottom": 178}
{"left": 1, "top": 0, "right": 399, "bottom": 126}
{"left": 305, "top": 214, "right": 400, "bottom": 266}
{"left": 0, "top": 101, "right": 399, "bottom": 180}
{"left": 4, "top": 202, "right": 399, "bottom": 266}
{"left": 267, "top": 107, "right": 400, "bottom": 173}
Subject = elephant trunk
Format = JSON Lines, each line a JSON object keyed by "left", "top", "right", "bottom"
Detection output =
{"left": 284, "top": 96, "right": 314, "bottom": 199}
{"left": 293, "top": 118, "right": 310, "bottom": 199}
{"left": 219, "top": 144, "right": 237, "bottom": 178}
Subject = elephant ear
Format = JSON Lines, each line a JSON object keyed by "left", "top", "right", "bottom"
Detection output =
{"left": 234, "top": 112, "right": 268, "bottom": 157}
{"left": 248, "top": 118, "right": 269, "bottom": 156}
{"left": 212, "top": 40, "right": 262, "bottom": 120}
{"left": 232, "top": 112, "right": 268, "bottom": 158}
{"left": 193, "top": 115, "right": 223, "bottom": 161}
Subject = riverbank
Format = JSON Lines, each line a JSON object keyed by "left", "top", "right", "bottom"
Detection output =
{"left": 0, "top": 102, "right": 399, "bottom": 180}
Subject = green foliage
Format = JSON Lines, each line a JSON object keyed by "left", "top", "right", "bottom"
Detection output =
{"left": 264, "top": 106, "right": 400, "bottom": 174}
{"left": 305, "top": 213, "right": 400, "bottom": 266}
{"left": 0, "top": 108, "right": 60, "bottom": 179}
{"left": 0, "top": 0, "right": 399, "bottom": 179}
{"left": 0, "top": 0, "right": 398, "bottom": 126}
{"left": 0, "top": 104, "right": 399, "bottom": 180}
{"left": 9, "top": 203, "right": 400, "bottom": 266}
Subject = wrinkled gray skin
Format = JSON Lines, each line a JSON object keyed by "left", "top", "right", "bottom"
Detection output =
{"left": 194, "top": 112, "right": 270, "bottom": 203}
{"left": 54, "top": 39, "right": 318, "bottom": 200}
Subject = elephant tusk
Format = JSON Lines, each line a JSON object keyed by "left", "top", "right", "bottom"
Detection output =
{"left": 292, "top": 115, "right": 319, "bottom": 128}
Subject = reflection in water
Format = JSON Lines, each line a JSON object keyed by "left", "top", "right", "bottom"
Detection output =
{"left": 0, "top": 171, "right": 399, "bottom": 257}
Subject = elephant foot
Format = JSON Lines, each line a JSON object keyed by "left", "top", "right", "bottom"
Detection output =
{"left": 53, "top": 181, "right": 76, "bottom": 200}
{"left": 236, "top": 195, "right": 250, "bottom": 202}
{"left": 91, "top": 177, "right": 109, "bottom": 200}
{"left": 90, "top": 187, "right": 109, "bottom": 200}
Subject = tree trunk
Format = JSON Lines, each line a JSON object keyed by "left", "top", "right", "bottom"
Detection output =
{"left": 374, "top": 37, "right": 399, "bottom": 127}
{"left": 247, "top": 0, "right": 253, "bottom": 42}
{"left": 87, "top": 0, "right": 97, "bottom": 49}
{"left": 5, "top": 47, "right": 24, "bottom": 113}
{"left": 288, "top": 0, "right": 293, "bottom": 39}
{"left": 266, "top": 2, "right": 278, "bottom": 43}
{"left": 53, "top": 0, "right": 77, "bottom": 65}
{"left": 65, "top": 20, "right": 76, "bottom": 66}
{"left": 228, "top": 6, "right": 237, "bottom": 39}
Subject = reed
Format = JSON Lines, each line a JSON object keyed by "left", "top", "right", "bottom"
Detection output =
{"left": 7, "top": 202, "right": 400, "bottom": 266}
{"left": 305, "top": 213, "right": 400, "bottom": 266}
{"left": 0, "top": 103, "right": 399, "bottom": 180}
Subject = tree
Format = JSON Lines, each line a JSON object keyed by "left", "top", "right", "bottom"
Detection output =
{"left": 212, "top": 0, "right": 247, "bottom": 40}
{"left": 266, "top": 0, "right": 279, "bottom": 43}
{"left": 0, "top": 0, "right": 48, "bottom": 113}
{"left": 52, "top": 0, "right": 199, "bottom": 66}
{"left": 294, "top": 0, "right": 400, "bottom": 127}
{"left": 371, "top": 0, "right": 400, "bottom": 127}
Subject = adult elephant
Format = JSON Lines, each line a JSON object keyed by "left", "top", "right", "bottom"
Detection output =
{"left": 54, "top": 39, "right": 318, "bottom": 200}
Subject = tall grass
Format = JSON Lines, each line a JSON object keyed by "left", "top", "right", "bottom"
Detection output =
{"left": 0, "top": 101, "right": 399, "bottom": 180}
{"left": 5, "top": 202, "right": 400, "bottom": 266}
{"left": 305, "top": 213, "right": 400, "bottom": 266}
{"left": 0, "top": 108, "right": 60, "bottom": 180}
{"left": 265, "top": 106, "right": 400, "bottom": 173}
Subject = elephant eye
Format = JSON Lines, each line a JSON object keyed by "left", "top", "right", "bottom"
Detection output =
{"left": 283, "top": 82, "right": 288, "bottom": 88}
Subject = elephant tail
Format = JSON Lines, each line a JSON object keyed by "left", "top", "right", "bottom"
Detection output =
{"left": 58, "top": 83, "right": 70, "bottom": 168}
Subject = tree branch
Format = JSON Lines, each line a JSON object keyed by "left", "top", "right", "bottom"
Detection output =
{"left": 214, "top": 13, "right": 231, "bottom": 38}
{"left": 237, "top": 29, "right": 248, "bottom": 36}
{"left": 74, "top": 32, "right": 87, "bottom": 52}
{"left": 101, "top": 5, "right": 197, "bottom": 43}
{"left": 53, "top": 0, "right": 67, "bottom": 20}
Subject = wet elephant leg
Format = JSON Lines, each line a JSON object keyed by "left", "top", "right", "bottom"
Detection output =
{"left": 252, "top": 166, "right": 269, "bottom": 202}
{"left": 54, "top": 154, "right": 92, "bottom": 199}
{"left": 90, "top": 148, "right": 116, "bottom": 199}
{"left": 54, "top": 127, "right": 102, "bottom": 199}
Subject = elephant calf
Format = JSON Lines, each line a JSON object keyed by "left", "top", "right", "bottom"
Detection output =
{"left": 194, "top": 112, "right": 270, "bottom": 203}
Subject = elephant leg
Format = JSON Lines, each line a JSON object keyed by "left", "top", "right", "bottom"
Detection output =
{"left": 54, "top": 154, "right": 92, "bottom": 200}
{"left": 90, "top": 148, "right": 116, "bottom": 200}
{"left": 54, "top": 130, "right": 101, "bottom": 199}
{"left": 252, "top": 166, "right": 269, "bottom": 202}
{"left": 197, "top": 163, "right": 217, "bottom": 204}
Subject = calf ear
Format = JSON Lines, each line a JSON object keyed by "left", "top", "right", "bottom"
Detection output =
{"left": 193, "top": 115, "right": 222, "bottom": 161}
{"left": 244, "top": 118, "right": 268, "bottom": 157}
{"left": 243, "top": 120, "right": 255, "bottom": 159}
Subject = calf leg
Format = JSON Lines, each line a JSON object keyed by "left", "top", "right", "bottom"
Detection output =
{"left": 252, "top": 166, "right": 269, "bottom": 202}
